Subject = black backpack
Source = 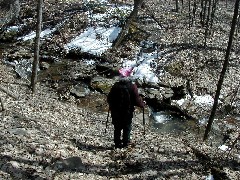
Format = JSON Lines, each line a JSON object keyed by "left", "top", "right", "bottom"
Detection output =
{"left": 107, "top": 80, "right": 133, "bottom": 113}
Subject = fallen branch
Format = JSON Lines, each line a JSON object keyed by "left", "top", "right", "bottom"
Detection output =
{"left": 0, "top": 86, "right": 18, "bottom": 99}
{"left": 0, "top": 97, "right": 5, "bottom": 111}
{"left": 143, "top": 4, "right": 163, "bottom": 29}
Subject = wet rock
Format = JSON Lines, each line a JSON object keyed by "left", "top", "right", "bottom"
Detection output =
{"left": 90, "top": 76, "right": 115, "bottom": 94}
{"left": 66, "top": 60, "right": 96, "bottom": 81}
{"left": 70, "top": 84, "right": 90, "bottom": 98}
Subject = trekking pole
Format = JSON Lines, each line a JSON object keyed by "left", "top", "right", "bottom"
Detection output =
{"left": 142, "top": 107, "right": 145, "bottom": 136}
{"left": 105, "top": 109, "right": 110, "bottom": 133}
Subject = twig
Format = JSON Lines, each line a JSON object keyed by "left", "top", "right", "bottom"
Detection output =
{"left": 0, "top": 86, "right": 18, "bottom": 99}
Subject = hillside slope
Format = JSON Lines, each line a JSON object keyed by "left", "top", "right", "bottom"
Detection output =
{"left": 0, "top": 61, "right": 239, "bottom": 180}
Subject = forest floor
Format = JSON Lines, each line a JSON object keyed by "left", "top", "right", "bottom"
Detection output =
{"left": 0, "top": 59, "right": 240, "bottom": 180}
{"left": 0, "top": 0, "right": 240, "bottom": 179}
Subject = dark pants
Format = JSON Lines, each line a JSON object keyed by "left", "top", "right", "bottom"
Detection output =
{"left": 114, "top": 123, "right": 132, "bottom": 148}
{"left": 111, "top": 110, "right": 133, "bottom": 148}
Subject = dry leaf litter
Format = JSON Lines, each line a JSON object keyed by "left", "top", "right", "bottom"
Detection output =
{"left": 0, "top": 60, "right": 239, "bottom": 180}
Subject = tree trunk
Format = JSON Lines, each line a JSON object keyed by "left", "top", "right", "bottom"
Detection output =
{"left": 210, "top": 0, "right": 219, "bottom": 30}
{"left": 201, "top": 0, "right": 208, "bottom": 27}
{"left": 200, "top": 0, "right": 205, "bottom": 27}
{"left": 203, "top": 0, "right": 240, "bottom": 141}
{"left": 112, "top": 0, "right": 144, "bottom": 48}
{"left": 204, "top": 0, "right": 212, "bottom": 47}
{"left": 175, "top": 0, "right": 179, "bottom": 12}
{"left": 188, "top": 0, "right": 191, "bottom": 28}
{"left": 31, "top": 0, "right": 43, "bottom": 93}
{"left": 192, "top": 0, "right": 197, "bottom": 26}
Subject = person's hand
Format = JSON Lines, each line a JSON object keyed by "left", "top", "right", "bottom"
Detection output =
{"left": 140, "top": 95, "right": 146, "bottom": 105}
{"left": 143, "top": 100, "right": 146, "bottom": 106}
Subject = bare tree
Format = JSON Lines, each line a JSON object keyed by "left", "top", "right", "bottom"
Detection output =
{"left": 112, "top": 0, "right": 144, "bottom": 48}
{"left": 200, "top": 0, "right": 208, "bottom": 27}
{"left": 191, "top": 0, "right": 197, "bottom": 26}
{"left": 203, "top": 0, "right": 240, "bottom": 141}
{"left": 175, "top": 0, "right": 179, "bottom": 12}
{"left": 204, "top": 0, "right": 212, "bottom": 47}
{"left": 31, "top": 0, "right": 43, "bottom": 93}
{"left": 210, "top": 0, "right": 219, "bottom": 30}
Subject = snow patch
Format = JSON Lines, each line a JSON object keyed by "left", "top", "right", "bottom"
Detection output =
{"left": 18, "top": 28, "right": 56, "bottom": 41}
{"left": 218, "top": 145, "right": 229, "bottom": 151}
{"left": 64, "top": 26, "right": 121, "bottom": 56}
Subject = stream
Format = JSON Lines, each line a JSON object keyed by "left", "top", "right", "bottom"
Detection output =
{"left": 0, "top": 42, "right": 231, "bottom": 144}
{"left": 39, "top": 60, "right": 205, "bottom": 140}
{"left": 0, "top": 44, "right": 196, "bottom": 136}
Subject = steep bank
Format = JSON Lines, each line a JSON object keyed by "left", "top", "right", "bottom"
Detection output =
{"left": 0, "top": 60, "right": 239, "bottom": 179}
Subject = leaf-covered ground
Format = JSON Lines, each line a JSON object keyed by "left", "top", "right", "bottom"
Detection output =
{"left": 0, "top": 60, "right": 239, "bottom": 180}
{"left": 0, "top": 0, "right": 240, "bottom": 179}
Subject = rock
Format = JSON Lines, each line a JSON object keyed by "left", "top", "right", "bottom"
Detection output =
{"left": 95, "top": 63, "right": 120, "bottom": 77}
{"left": 70, "top": 84, "right": 90, "bottom": 98}
{"left": 14, "top": 58, "right": 34, "bottom": 79}
{"left": 90, "top": 76, "right": 116, "bottom": 94}
{"left": 40, "top": 61, "right": 50, "bottom": 70}
{"left": 0, "top": 26, "right": 19, "bottom": 41}
{"left": 8, "top": 128, "right": 28, "bottom": 136}
{"left": 9, "top": 161, "right": 20, "bottom": 168}
{"left": 145, "top": 88, "right": 163, "bottom": 100}
{"left": 53, "top": 156, "right": 84, "bottom": 171}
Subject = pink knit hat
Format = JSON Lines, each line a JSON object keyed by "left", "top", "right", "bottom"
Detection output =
{"left": 119, "top": 67, "right": 133, "bottom": 77}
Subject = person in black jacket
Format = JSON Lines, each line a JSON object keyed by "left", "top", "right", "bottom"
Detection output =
{"left": 107, "top": 68, "right": 144, "bottom": 148}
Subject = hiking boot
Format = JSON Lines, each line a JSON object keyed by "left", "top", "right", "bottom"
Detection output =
{"left": 114, "top": 143, "right": 122, "bottom": 149}
{"left": 122, "top": 142, "right": 135, "bottom": 148}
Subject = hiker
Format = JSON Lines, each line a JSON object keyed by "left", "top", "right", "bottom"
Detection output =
{"left": 107, "top": 67, "right": 145, "bottom": 148}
